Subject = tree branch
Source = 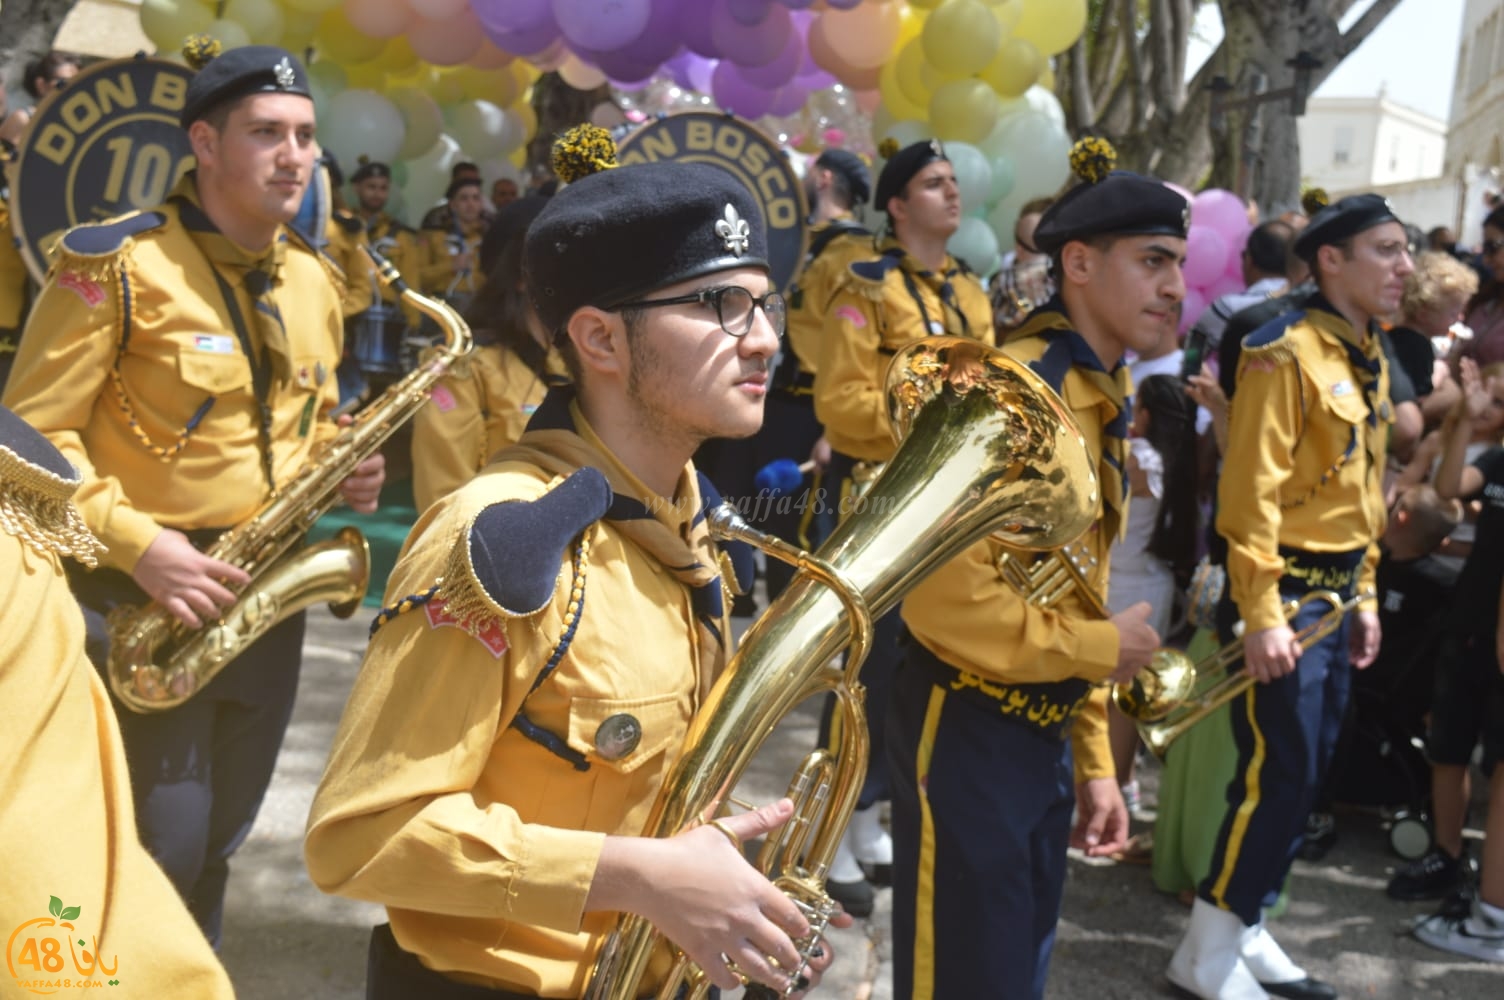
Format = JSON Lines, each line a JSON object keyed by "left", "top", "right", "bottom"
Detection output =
{"left": 1337, "top": 0, "right": 1404, "bottom": 59}
{"left": 1067, "top": 37, "right": 1097, "bottom": 132}
{"left": 1121, "top": 0, "right": 1147, "bottom": 126}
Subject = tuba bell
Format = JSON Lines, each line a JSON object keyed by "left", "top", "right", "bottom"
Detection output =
{"left": 584, "top": 336, "right": 1099, "bottom": 999}
{"left": 106, "top": 248, "right": 472, "bottom": 712}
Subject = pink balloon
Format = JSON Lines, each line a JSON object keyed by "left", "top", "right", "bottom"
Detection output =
{"left": 853, "top": 88, "right": 880, "bottom": 114}
{"left": 1183, "top": 227, "right": 1230, "bottom": 290}
{"left": 409, "top": 9, "right": 485, "bottom": 64}
{"left": 1223, "top": 240, "right": 1246, "bottom": 281}
{"left": 476, "top": 0, "right": 560, "bottom": 55}
{"left": 1192, "top": 188, "right": 1251, "bottom": 246}
{"left": 473, "top": 0, "right": 550, "bottom": 33}
{"left": 1179, "top": 288, "right": 1209, "bottom": 335}
{"left": 343, "top": 0, "right": 413, "bottom": 39}
{"left": 1206, "top": 273, "right": 1245, "bottom": 303}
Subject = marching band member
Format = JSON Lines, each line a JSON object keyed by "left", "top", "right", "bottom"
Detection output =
{"left": 418, "top": 176, "right": 487, "bottom": 305}
{"left": 810, "top": 137, "right": 995, "bottom": 916}
{"left": 306, "top": 127, "right": 848, "bottom": 999}
{"left": 1, "top": 39, "right": 384, "bottom": 947}
{"left": 0, "top": 405, "right": 235, "bottom": 998}
{"left": 1167, "top": 194, "right": 1405, "bottom": 999}
{"left": 886, "top": 140, "right": 1181, "bottom": 999}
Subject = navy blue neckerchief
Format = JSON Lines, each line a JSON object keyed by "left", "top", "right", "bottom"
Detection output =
{"left": 850, "top": 242, "right": 972, "bottom": 341}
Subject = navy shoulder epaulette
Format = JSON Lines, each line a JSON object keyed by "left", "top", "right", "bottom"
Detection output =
{"left": 50, "top": 211, "right": 167, "bottom": 282}
{"left": 849, "top": 246, "right": 907, "bottom": 284}
{"left": 57, "top": 211, "right": 167, "bottom": 258}
{"left": 1244, "top": 310, "right": 1305, "bottom": 351}
{"left": 333, "top": 211, "right": 363, "bottom": 235}
{"left": 441, "top": 467, "right": 612, "bottom": 622}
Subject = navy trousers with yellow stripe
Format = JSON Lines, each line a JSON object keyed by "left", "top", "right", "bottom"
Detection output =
{"left": 887, "top": 641, "right": 1075, "bottom": 1000}
{"left": 1199, "top": 594, "right": 1353, "bottom": 925}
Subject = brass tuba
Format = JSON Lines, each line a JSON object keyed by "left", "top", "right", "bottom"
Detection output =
{"left": 107, "top": 249, "right": 472, "bottom": 712}
{"left": 584, "top": 337, "right": 1099, "bottom": 999}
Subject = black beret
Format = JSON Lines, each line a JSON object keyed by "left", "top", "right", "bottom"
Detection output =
{"left": 479, "top": 194, "right": 550, "bottom": 275}
{"left": 351, "top": 160, "right": 391, "bottom": 184}
{"left": 524, "top": 160, "right": 769, "bottom": 335}
{"left": 181, "top": 45, "right": 312, "bottom": 128}
{"left": 815, "top": 149, "right": 871, "bottom": 206}
{"left": 1032, "top": 171, "right": 1190, "bottom": 256}
{"left": 1293, "top": 193, "right": 1401, "bottom": 263}
{"left": 874, "top": 139, "right": 947, "bottom": 212}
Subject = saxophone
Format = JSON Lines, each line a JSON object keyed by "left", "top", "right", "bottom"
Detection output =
{"left": 585, "top": 337, "right": 1100, "bottom": 999}
{"left": 107, "top": 248, "right": 472, "bottom": 713}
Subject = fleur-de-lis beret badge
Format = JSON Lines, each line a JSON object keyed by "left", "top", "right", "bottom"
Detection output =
{"left": 274, "top": 57, "right": 296, "bottom": 91}
{"left": 716, "top": 204, "right": 750, "bottom": 257}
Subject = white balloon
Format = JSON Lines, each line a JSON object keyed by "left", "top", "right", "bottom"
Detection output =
{"left": 444, "top": 100, "right": 509, "bottom": 160}
{"left": 948, "top": 216, "right": 1000, "bottom": 277}
{"left": 390, "top": 87, "right": 443, "bottom": 161}
{"left": 403, "top": 134, "right": 462, "bottom": 225}
{"left": 944, "top": 142, "right": 993, "bottom": 215}
{"left": 322, "top": 89, "right": 406, "bottom": 168}
{"left": 1023, "top": 84, "right": 1066, "bottom": 128}
{"left": 989, "top": 110, "right": 1070, "bottom": 200}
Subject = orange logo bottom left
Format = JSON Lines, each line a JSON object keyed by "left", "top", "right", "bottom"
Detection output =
{"left": 6, "top": 897, "right": 120, "bottom": 994}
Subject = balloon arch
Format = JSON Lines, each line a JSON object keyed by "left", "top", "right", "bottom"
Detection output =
{"left": 136, "top": 0, "right": 1245, "bottom": 282}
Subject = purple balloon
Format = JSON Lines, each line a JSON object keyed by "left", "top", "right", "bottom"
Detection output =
{"left": 712, "top": 0, "right": 792, "bottom": 68}
{"left": 472, "top": 0, "right": 551, "bottom": 34}
{"left": 619, "top": 0, "right": 686, "bottom": 66}
{"left": 483, "top": 17, "right": 563, "bottom": 57}
{"left": 794, "top": 67, "right": 836, "bottom": 90}
{"left": 687, "top": 54, "right": 715, "bottom": 93}
{"left": 592, "top": 48, "right": 667, "bottom": 84}
{"left": 738, "top": 30, "right": 800, "bottom": 88}
{"left": 823, "top": 0, "right": 862, "bottom": 9}
{"left": 681, "top": 0, "right": 722, "bottom": 59}
{"left": 728, "top": 0, "right": 773, "bottom": 27}
{"left": 767, "top": 82, "right": 807, "bottom": 116}
{"left": 711, "top": 60, "right": 776, "bottom": 119}
{"left": 554, "top": 0, "right": 652, "bottom": 53}
{"left": 779, "top": 0, "right": 815, "bottom": 8}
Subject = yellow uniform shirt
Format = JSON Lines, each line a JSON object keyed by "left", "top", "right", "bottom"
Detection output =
{"left": 784, "top": 219, "right": 874, "bottom": 379}
{"left": 814, "top": 242, "right": 994, "bottom": 461}
{"left": 0, "top": 195, "right": 30, "bottom": 332}
{"left": 306, "top": 405, "right": 721, "bottom": 997}
{"left": 418, "top": 222, "right": 485, "bottom": 298}
{"left": 325, "top": 211, "right": 377, "bottom": 319}
{"left": 1, "top": 197, "right": 343, "bottom": 573}
{"left": 0, "top": 525, "right": 233, "bottom": 998}
{"left": 899, "top": 326, "right": 1123, "bottom": 782}
{"left": 410, "top": 343, "right": 550, "bottom": 511}
{"left": 1218, "top": 303, "right": 1390, "bottom": 633}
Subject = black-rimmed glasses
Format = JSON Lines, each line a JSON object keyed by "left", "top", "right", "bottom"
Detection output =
{"left": 620, "top": 285, "right": 786, "bottom": 338}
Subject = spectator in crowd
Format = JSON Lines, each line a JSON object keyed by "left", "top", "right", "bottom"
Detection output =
{"left": 1391, "top": 251, "right": 1478, "bottom": 427}
{"left": 1188, "top": 220, "right": 1293, "bottom": 351}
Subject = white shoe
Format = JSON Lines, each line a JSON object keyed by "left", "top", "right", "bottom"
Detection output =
{"left": 1167, "top": 899, "right": 1270, "bottom": 999}
{"left": 1239, "top": 921, "right": 1306, "bottom": 983}
{"left": 828, "top": 830, "right": 865, "bottom": 884}
{"left": 848, "top": 804, "right": 892, "bottom": 883}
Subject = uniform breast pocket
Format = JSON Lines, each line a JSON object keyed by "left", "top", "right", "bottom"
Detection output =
{"left": 1321, "top": 384, "right": 1371, "bottom": 428}
{"left": 178, "top": 347, "right": 253, "bottom": 396}
{"left": 564, "top": 692, "right": 688, "bottom": 833}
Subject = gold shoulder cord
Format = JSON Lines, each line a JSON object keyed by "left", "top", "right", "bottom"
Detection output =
{"left": 0, "top": 445, "right": 102, "bottom": 567}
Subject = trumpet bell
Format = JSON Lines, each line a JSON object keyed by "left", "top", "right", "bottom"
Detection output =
{"left": 1113, "top": 648, "right": 1198, "bottom": 724}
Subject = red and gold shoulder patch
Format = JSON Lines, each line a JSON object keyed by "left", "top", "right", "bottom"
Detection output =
{"left": 57, "top": 271, "right": 107, "bottom": 308}
{"left": 431, "top": 384, "right": 457, "bottom": 412}
{"left": 424, "top": 597, "right": 509, "bottom": 658}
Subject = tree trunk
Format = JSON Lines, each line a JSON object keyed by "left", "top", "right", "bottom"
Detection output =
{"left": 526, "top": 72, "right": 614, "bottom": 180}
{"left": 0, "top": 0, "right": 77, "bottom": 101}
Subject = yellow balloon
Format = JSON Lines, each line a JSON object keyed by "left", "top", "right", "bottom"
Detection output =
{"left": 139, "top": 0, "right": 217, "bottom": 54}
{"left": 1015, "top": 0, "right": 1086, "bottom": 57}
{"left": 1037, "top": 61, "right": 1056, "bottom": 92}
{"left": 509, "top": 145, "right": 528, "bottom": 169}
{"left": 376, "top": 37, "right": 419, "bottom": 75}
{"left": 316, "top": 10, "right": 385, "bottom": 65}
{"left": 879, "top": 58, "right": 927, "bottom": 124}
{"left": 223, "top": 0, "right": 283, "bottom": 45}
{"left": 896, "top": 3, "right": 926, "bottom": 46}
{"left": 512, "top": 101, "right": 537, "bottom": 141}
{"left": 906, "top": 0, "right": 945, "bottom": 9}
{"left": 205, "top": 18, "right": 252, "bottom": 50}
{"left": 928, "top": 78, "right": 1000, "bottom": 145}
{"left": 279, "top": 8, "right": 322, "bottom": 50}
{"left": 895, "top": 38, "right": 932, "bottom": 109}
{"left": 979, "top": 37, "right": 1042, "bottom": 98}
{"left": 453, "top": 66, "right": 521, "bottom": 107}
{"left": 430, "top": 69, "right": 467, "bottom": 105}
{"left": 921, "top": 0, "right": 1001, "bottom": 77}
{"left": 989, "top": 0, "right": 1022, "bottom": 36}
{"left": 282, "top": 0, "right": 342, "bottom": 14}
{"left": 345, "top": 61, "right": 386, "bottom": 90}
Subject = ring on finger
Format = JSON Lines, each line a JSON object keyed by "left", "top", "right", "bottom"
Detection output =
{"left": 719, "top": 952, "right": 750, "bottom": 988}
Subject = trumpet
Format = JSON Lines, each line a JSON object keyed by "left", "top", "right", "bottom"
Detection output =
{"left": 995, "top": 543, "right": 1200, "bottom": 728}
{"left": 1126, "top": 589, "right": 1372, "bottom": 756}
